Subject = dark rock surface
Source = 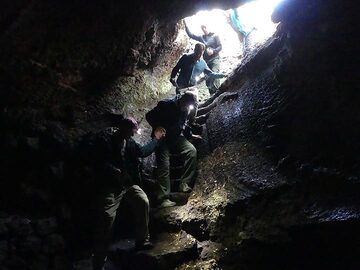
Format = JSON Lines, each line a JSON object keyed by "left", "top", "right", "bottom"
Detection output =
{"left": 175, "top": 0, "right": 360, "bottom": 268}
{"left": 0, "top": 0, "right": 359, "bottom": 269}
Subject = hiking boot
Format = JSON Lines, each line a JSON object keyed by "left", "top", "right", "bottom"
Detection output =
{"left": 135, "top": 239, "right": 154, "bottom": 251}
{"left": 159, "top": 199, "right": 176, "bottom": 208}
{"left": 179, "top": 182, "right": 192, "bottom": 193}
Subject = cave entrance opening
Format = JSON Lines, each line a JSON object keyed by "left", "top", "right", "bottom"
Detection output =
{"left": 182, "top": 0, "right": 283, "bottom": 101}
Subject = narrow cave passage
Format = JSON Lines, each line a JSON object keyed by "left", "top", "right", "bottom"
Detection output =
{"left": 182, "top": 0, "right": 282, "bottom": 101}
{"left": 0, "top": 0, "right": 359, "bottom": 269}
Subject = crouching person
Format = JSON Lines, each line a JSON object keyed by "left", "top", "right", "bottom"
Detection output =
{"left": 92, "top": 117, "right": 165, "bottom": 270}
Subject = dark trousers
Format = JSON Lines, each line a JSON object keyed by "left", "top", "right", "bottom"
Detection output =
{"left": 206, "top": 57, "right": 221, "bottom": 94}
{"left": 155, "top": 136, "right": 197, "bottom": 201}
{"left": 92, "top": 185, "right": 149, "bottom": 269}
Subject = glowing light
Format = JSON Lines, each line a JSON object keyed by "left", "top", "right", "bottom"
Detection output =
{"left": 235, "top": 0, "right": 284, "bottom": 43}
{"left": 188, "top": 105, "right": 195, "bottom": 111}
{"left": 137, "top": 128, "right": 142, "bottom": 135}
{"left": 184, "top": 0, "right": 284, "bottom": 63}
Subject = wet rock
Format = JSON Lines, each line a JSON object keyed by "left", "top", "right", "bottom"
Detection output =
{"left": 35, "top": 217, "right": 58, "bottom": 236}
{"left": 151, "top": 206, "right": 183, "bottom": 233}
{"left": 176, "top": 259, "right": 219, "bottom": 270}
{"left": 198, "top": 241, "right": 222, "bottom": 261}
{"left": 182, "top": 218, "right": 210, "bottom": 242}
{"left": 133, "top": 231, "right": 198, "bottom": 270}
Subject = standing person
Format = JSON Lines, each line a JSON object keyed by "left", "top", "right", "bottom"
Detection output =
{"left": 185, "top": 23, "right": 223, "bottom": 94}
{"left": 90, "top": 117, "right": 165, "bottom": 270}
{"left": 146, "top": 93, "right": 198, "bottom": 208}
{"left": 228, "top": 8, "right": 255, "bottom": 55}
{"left": 170, "top": 43, "right": 226, "bottom": 95}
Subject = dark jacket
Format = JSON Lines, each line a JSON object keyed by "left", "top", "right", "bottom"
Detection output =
{"left": 123, "top": 137, "right": 158, "bottom": 186}
{"left": 170, "top": 53, "right": 196, "bottom": 88}
{"left": 79, "top": 128, "right": 159, "bottom": 188}
{"left": 185, "top": 26, "right": 222, "bottom": 62}
{"left": 146, "top": 97, "right": 189, "bottom": 141}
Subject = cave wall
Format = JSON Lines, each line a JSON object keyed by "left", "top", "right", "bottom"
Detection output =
{"left": 211, "top": 0, "right": 359, "bottom": 172}
{"left": 0, "top": 0, "right": 247, "bottom": 132}
{"left": 184, "top": 1, "right": 360, "bottom": 268}
{"left": 1, "top": 0, "right": 358, "bottom": 268}
{"left": 0, "top": 0, "right": 183, "bottom": 132}
{"left": 0, "top": 0, "right": 187, "bottom": 215}
{"left": 0, "top": 0, "right": 255, "bottom": 213}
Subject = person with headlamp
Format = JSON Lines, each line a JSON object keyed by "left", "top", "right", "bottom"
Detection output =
{"left": 90, "top": 117, "right": 165, "bottom": 269}
{"left": 146, "top": 92, "right": 198, "bottom": 208}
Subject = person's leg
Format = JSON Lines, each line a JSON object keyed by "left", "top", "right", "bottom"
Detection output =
{"left": 92, "top": 190, "right": 123, "bottom": 270}
{"left": 206, "top": 58, "right": 221, "bottom": 95}
{"left": 124, "top": 185, "right": 150, "bottom": 246}
{"left": 174, "top": 137, "right": 197, "bottom": 188}
{"left": 155, "top": 142, "right": 171, "bottom": 201}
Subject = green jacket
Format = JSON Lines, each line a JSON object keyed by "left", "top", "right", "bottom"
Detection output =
{"left": 122, "top": 137, "right": 159, "bottom": 186}
{"left": 79, "top": 127, "right": 159, "bottom": 189}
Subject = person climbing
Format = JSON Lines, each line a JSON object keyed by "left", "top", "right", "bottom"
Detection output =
{"left": 170, "top": 43, "right": 226, "bottom": 95}
{"left": 228, "top": 8, "right": 256, "bottom": 55}
{"left": 146, "top": 92, "right": 198, "bottom": 208}
{"left": 90, "top": 117, "right": 165, "bottom": 270}
{"left": 184, "top": 22, "right": 223, "bottom": 94}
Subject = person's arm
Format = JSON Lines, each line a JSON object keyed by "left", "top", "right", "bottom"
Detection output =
{"left": 132, "top": 127, "right": 165, "bottom": 158}
{"left": 233, "top": 8, "right": 240, "bottom": 18}
{"left": 170, "top": 56, "right": 185, "bottom": 84}
{"left": 203, "top": 61, "right": 227, "bottom": 79}
{"left": 213, "top": 35, "right": 222, "bottom": 54}
{"left": 185, "top": 24, "right": 204, "bottom": 43}
{"left": 133, "top": 139, "right": 159, "bottom": 158}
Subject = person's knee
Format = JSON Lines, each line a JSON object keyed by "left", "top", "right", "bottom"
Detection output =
{"left": 157, "top": 158, "right": 170, "bottom": 168}
{"left": 185, "top": 144, "right": 197, "bottom": 159}
{"left": 131, "top": 185, "right": 150, "bottom": 207}
{"left": 156, "top": 149, "right": 170, "bottom": 165}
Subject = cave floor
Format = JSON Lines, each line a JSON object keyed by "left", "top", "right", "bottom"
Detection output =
{"left": 79, "top": 135, "right": 360, "bottom": 270}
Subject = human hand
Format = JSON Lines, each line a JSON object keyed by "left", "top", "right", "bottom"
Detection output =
{"left": 206, "top": 47, "right": 214, "bottom": 56}
{"left": 154, "top": 127, "right": 166, "bottom": 139}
